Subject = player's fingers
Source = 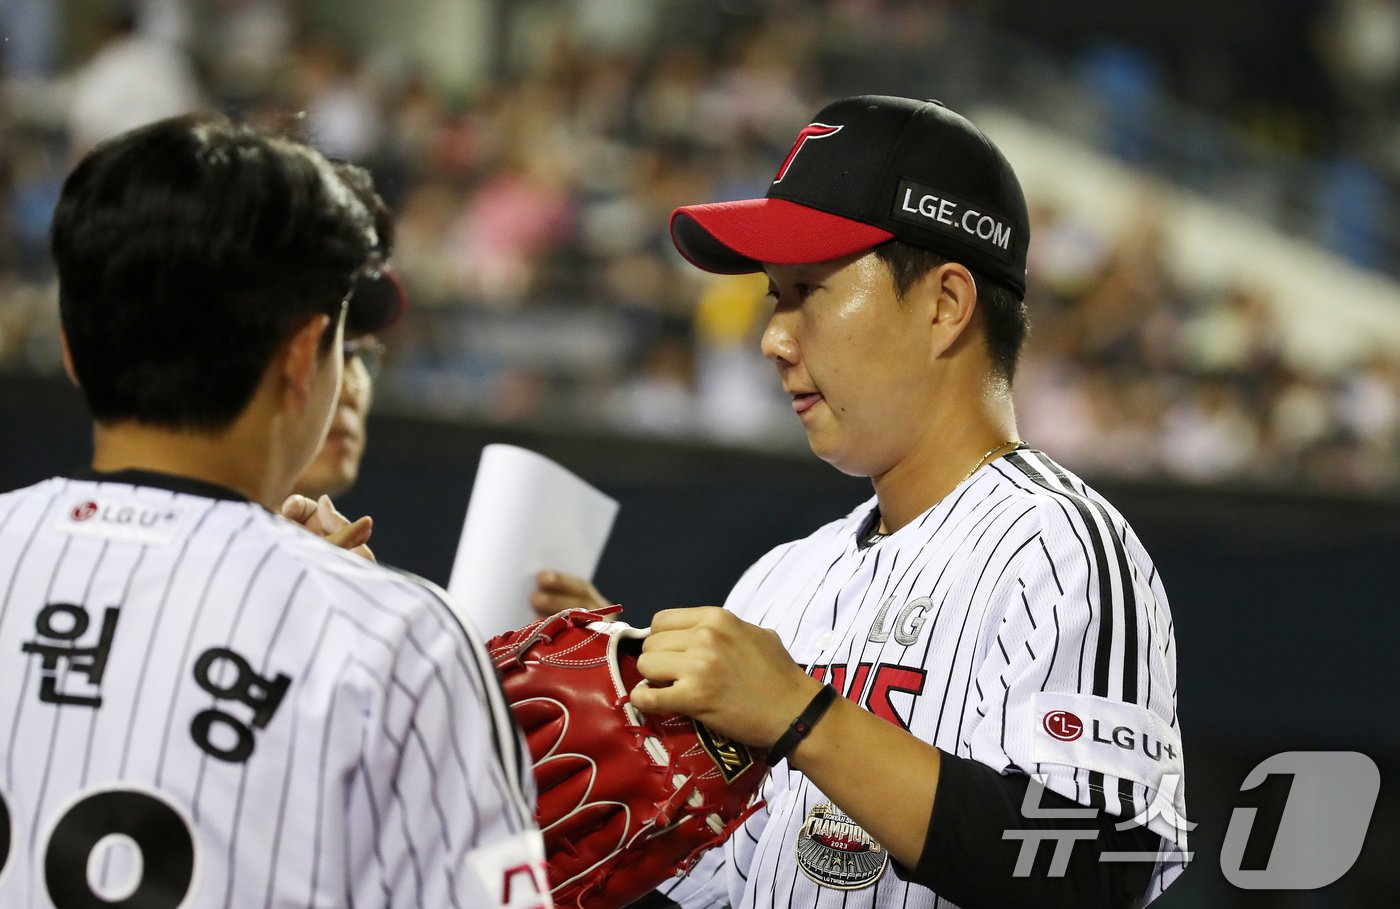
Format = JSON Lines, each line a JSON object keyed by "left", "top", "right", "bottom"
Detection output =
{"left": 280, "top": 494, "right": 316, "bottom": 524}
{"left": 630, "top": 674, "right": 716, "bottom": 722}
{"left": 351, "top": 542, "right": 377, "bottom": 563}
{"left": 634, "top": 648, "right": 689, "bottom": 685}
{"left": 535, "top": 570, "right": 612, "bottom": 610}
{"left": 648, "top": 605, "right": 723, "bottom": 633}
{"left": 639, "top": 627, "right": 698, "bottom": 653}
{"left": 629, "top": 679, "right": 682, "bottom": 715}
{"left": 535, "top": 570, "right": 582, "bottom": 594}
{"left": 642, "top": 619, "right": 737, "bottom": 655}
{"left": 316, "top": 494, "right": 352, "bottom": 531}
{"left": 528, "top": 590, "right": 575, "bottom": 617}
{"left": 326, "top": 515, "right": 373, "bottom": 551}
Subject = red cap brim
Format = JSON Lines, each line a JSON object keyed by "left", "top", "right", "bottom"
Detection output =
{"left": 670, "top": 198, "right": 895, "bottom": 274}
{"left": 346, "top": 267, "right": 407, "bottom": 335}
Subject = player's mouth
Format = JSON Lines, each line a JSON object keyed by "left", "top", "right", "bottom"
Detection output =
{"left": 325, "top": 416, "right": 364, "bottom": 447}
{"left": 790, "top": 391, "right": 823, "bottom": 415}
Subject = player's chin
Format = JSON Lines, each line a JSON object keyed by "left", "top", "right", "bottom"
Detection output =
{"left": 809, "top": 432, "right": 896, "bottom": 479}
{"left": 297, "top": 461, "right": 357, "bottom": 501}
{"left": 806, "top": 435, "right": 871, "bottom": 478}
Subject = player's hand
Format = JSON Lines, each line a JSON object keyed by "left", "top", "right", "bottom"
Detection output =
{"left": 280, "top": 494, "right": 376, "bottom": 562}
{"left": 530, "top": 570, "right": 612, "bottom": 617}
{"left": 631, "top": 606, "right": 822, "bottom": 748}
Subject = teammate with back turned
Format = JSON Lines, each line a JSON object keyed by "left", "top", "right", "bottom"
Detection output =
{"left": 0, "top": 116, "right": 550, "bottom": 908}
{"left": 631, "top": 95, "right": 1189, "bottom": 908}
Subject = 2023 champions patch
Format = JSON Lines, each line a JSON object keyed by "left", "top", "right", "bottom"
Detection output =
{"left": 795, "top": 803, "right": 889, "bottom": 890}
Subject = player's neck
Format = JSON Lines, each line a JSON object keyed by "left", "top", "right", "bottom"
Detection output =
{"left": 870, "top": 389, "right": 1017, "bottom": 534}
{"left": 90, "top": 415, "right": 292, "bottom": 511}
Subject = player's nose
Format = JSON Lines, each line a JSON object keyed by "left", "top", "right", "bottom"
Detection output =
{"left": 340, "top": 359, "right": 372, "bottom": 410}
{"left": 760, "top": 310, "right": 799, "bottom": 367}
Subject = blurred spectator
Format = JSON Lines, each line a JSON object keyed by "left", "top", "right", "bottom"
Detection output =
{"left": 451, "top": 154, "right": 574, "bottom": 304}
{"left": 66, "top": 5, "right": 204, "bottom": 156}
{"left": 203, "top": 0, "right": 295, "bottom": 105}
{"left": 294, "top": 38, "right": 382, "bottom": 162}
{"left": 606, "top": 329, "right": 698, "bottom": 436}
{"left": 1317, "top": 0, "right": 1400, "bottom": 139}
{"left": 1159, "top": 379, "right": 1262, "bottom": 482}
{"left": 692, "top": 273, "right": 790, "bottom": 443}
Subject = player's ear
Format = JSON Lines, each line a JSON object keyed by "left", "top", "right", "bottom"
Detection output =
{"left": 926, "top": 262, "right": 978, "bottom": 360}
{"left": 281, "top": 313, "right": 335, "bottom": 408}
{"left": 59, "top": 329, "right": 80, "bottom": 388}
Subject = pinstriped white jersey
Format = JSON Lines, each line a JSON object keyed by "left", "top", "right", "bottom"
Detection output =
{"left": 662, "top": 448, "right": 1187, "bottom": 909}
{"left": 0, "top": 474, "right": 551, "bottom": 909}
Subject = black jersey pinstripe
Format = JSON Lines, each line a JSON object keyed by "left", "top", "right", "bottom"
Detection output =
{"left": 0, "top": 475, "right": 548, "bottom": 908}
{"left": 660, "top": 449, "right": 1187, "bottom": 909}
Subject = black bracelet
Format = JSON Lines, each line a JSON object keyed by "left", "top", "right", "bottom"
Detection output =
{"left": 768, "top": 684, "right": 839, "bottom": 764}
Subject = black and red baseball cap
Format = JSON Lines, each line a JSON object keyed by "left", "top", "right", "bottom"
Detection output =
{"left": 670, "top": 95, "right": 1030, "bottom": 297}
{"left": 344, "top": 266, "right": 406, "bottom": 335}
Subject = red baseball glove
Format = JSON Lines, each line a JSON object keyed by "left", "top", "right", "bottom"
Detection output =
{"left": 488, "top": 607, "right": 767, "bottom": 909}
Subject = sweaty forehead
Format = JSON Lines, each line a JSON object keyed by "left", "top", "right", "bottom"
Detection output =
{"left": 763, "top": 250, "right": 875, "bottom": 283}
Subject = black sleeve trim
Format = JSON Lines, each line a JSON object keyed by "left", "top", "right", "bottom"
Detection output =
{"left": 907, "top": 750, "right": 1159, "bottom": 909}
{"left": 628, "top": 892, "right": 683, "bottom": 909}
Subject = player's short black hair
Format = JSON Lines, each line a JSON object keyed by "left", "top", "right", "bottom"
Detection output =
{"left": 52, "top": 114, "right": 385, "bottom": 431}
{"left": 873, "top": 239, "right": 1028, "bottom": 382}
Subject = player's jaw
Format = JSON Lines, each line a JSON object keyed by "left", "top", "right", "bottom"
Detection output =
{"left": 295, "top": 404, "right": 366, "bottom": 499}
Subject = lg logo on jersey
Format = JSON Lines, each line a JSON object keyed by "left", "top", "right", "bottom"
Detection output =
{"left": 67, "top": 499, "right": 176, "bottom": 527}
{"left": 60, "top": 496, "right": 185, "bottom": 546}
{"left": 1040, "top": 709, "right": 1178, "bottom": 762}
{"left": 866, "top": 595, "right": 931, "bottom": 645}
{"left": 1042, "top": 709, "right": 1082, "bottom": 742}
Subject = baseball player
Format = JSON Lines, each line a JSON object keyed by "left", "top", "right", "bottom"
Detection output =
{"left": 282, "top": 194, "right": 409, "bottom": 561}
{"left": 293, "top": 263, "right": 404, "bottom": 503}
{"left": 0, "top": 116, "right": 550, "bottom": 908}
{"left": 626, "top": 96, "right": 1188, "bottom": 908}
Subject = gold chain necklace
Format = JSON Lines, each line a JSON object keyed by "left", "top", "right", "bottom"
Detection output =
{"left": 964, "top": 439, "right": 1024, "bottom": 481}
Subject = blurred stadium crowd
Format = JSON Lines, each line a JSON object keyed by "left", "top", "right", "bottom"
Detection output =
{"left": 1, "top": 0, "right": 1397, "bottom": 492}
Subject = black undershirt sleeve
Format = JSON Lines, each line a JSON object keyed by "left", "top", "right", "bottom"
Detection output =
{"left": 907, "top": 749, "right": 1160, "bottom": 909}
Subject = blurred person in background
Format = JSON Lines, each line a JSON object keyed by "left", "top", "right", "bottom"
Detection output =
{"left": 67, "top": 3, "right": 204, "bottom": 156}
{"left": 291, "top": 267, "right": 403, "bottom": 501}
{"left": 283, "top": 164, "right": 406, "bottom": 560}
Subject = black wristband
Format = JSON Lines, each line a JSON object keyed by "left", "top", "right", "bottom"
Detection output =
{"left": 768, "top": 684, "right": 839, "bottom": 764}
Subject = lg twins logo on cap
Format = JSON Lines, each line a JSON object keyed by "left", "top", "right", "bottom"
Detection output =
{"left": 773, "top": 122, "right": 843, "bottom": 183}
{"left": 1043, "top": 710, "right": 1083, "bottom": 742}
